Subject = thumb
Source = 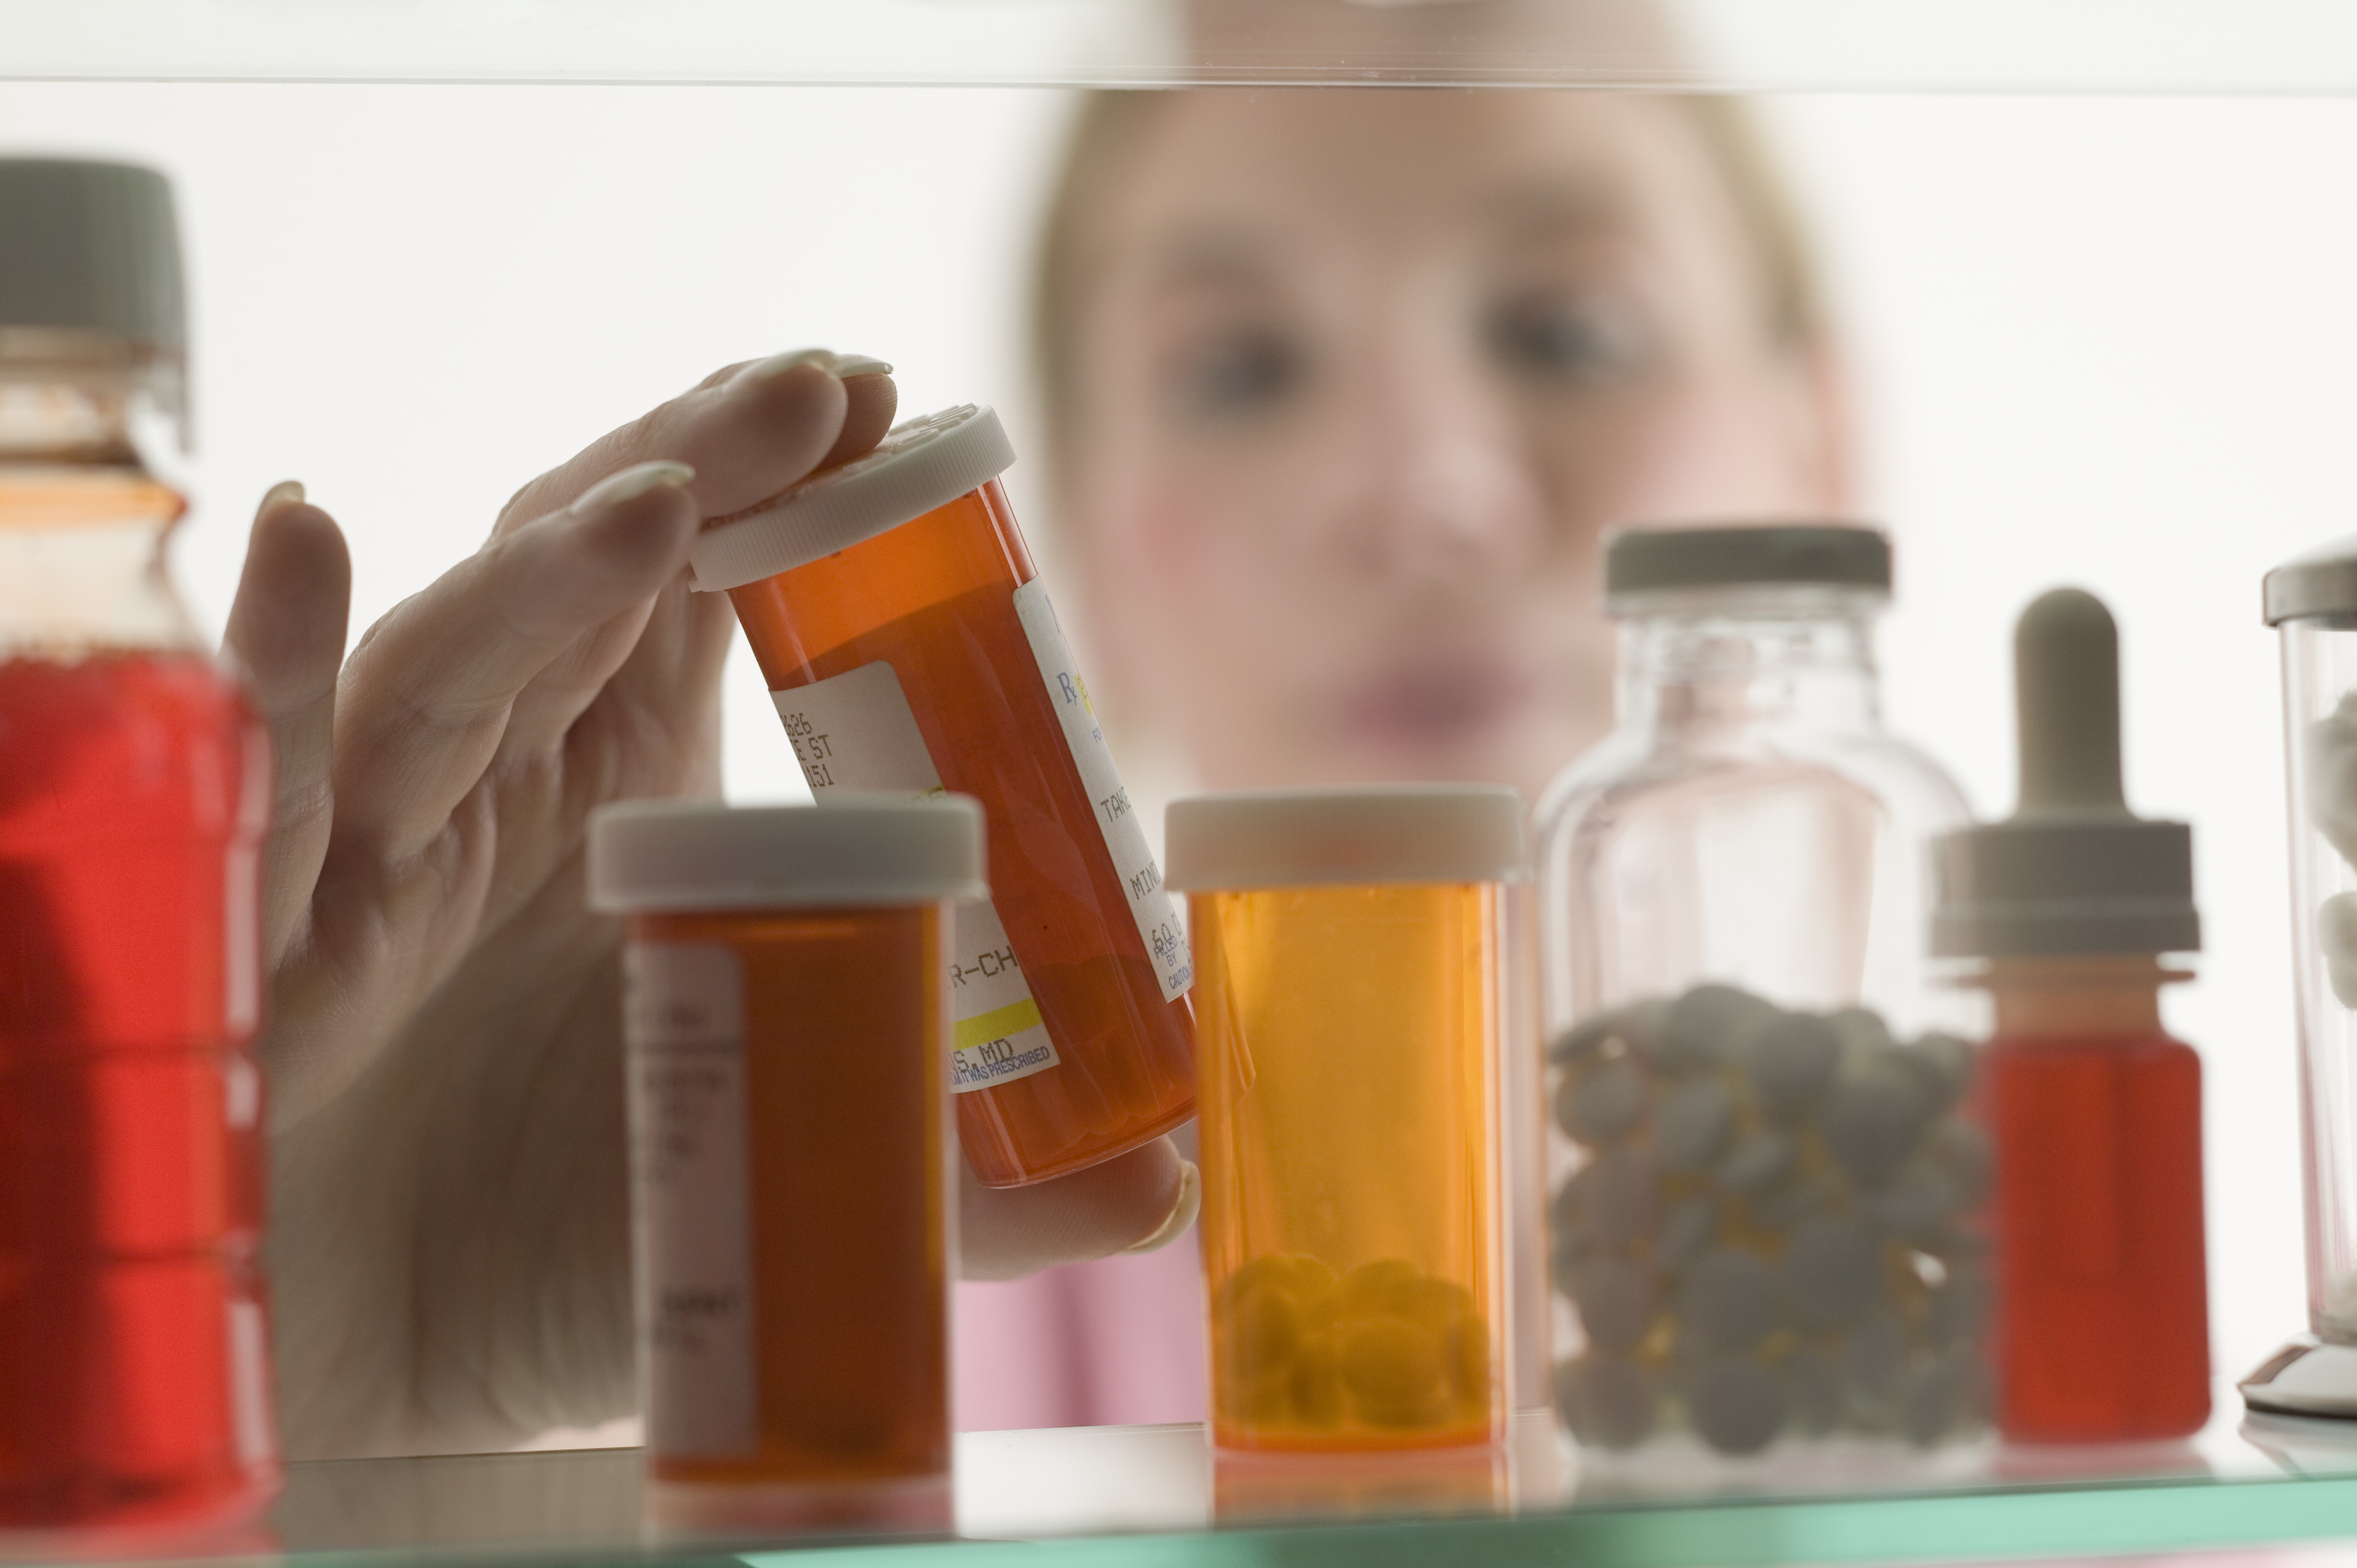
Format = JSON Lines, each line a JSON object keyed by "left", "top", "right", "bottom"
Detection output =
{"left": 956, "top": 1137, "right": 1200, "bottom": 1281}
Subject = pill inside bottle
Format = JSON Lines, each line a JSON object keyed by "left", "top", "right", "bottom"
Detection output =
{"left": 1168, "top": 786, "right": 1524, "bottom": 1454}
{"left": 690, "top": 405, "right": 1195, "bottom": 1188}
{"left": 588, "top": 797, "right": 983, "bottom": 1529}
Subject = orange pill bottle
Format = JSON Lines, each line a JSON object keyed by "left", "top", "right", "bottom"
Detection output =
{"left": 691, "top": 405, "right": 1195, "bottom": 1188}
{"left": 1166, "top": 786, "right": 1524, "bottom": 1454}
{"left": 589, "top": 797, "right": 981, "bottom": 1531}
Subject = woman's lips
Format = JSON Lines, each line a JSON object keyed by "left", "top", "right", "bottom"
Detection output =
{"left": 1339, "top": 661, "right": 1535, "bottom": 747}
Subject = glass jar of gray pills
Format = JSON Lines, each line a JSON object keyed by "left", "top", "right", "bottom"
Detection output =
{"left": 1532, "top": 525, "right": 1985, "bottom": 1460}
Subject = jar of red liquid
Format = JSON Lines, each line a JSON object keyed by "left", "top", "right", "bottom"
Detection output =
{"left": 1931, "top": 588, "right": 2208, "bottom": 1443}
{"left": 590, "top": 797, "right": 979, "bottom": 1532}
{"left": 0, "top": 161, "right": 276, "bottom": 1531}
{"left": 690, "top": 404, "right": 1194, "bottom": 1188}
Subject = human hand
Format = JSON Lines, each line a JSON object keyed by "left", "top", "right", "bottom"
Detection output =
{"left": 225, "top": 353, "right": 1196, "bottom": 1459}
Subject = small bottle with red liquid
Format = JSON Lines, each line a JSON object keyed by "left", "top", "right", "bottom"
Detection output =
{"left": 1931, "top": 588, "right": 2209, "bottom": 1443}
{"left": 0, "top": 160, "right": 277, "bottom": 1534}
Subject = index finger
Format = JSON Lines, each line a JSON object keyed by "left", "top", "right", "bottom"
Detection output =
{"left": 495, "top": 349, "right": 899, "bottom": 537}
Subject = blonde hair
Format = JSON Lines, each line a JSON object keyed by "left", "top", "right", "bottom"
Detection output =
{"left": 1029, "top": 91, "right": 1827, "bottom": 478}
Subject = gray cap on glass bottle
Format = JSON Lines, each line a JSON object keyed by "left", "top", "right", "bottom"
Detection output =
{"left": 1931, "top": 589, "right": 2199, "bottom": 957}
{"left": 0, "top": 159, "right": 184, "bottom": 347}
{"left": 1605, "top": 523, "right": 1891, "bottom": 605}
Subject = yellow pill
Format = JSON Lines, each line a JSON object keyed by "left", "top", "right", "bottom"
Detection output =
{"left": 1290, "top": 1333, "right": 1346, "bottom": 1429}
{"left": 1218, "top": 1255, "right": 1304, "bottom": 1315}
{"left": 1337, "top": 1258, "right": 1424, "bottom": 1321}
{"left": 1220, "top": 1362, "right": 1294, "bottom": 1427}
{"left": 1391, "top": 1276, "right": 1477, "bottom": 1335}
{"left": 1221, "top": 1279, "right": 1303, "bottom": 1375}
{"left": 1341, "top": 1316, "right": 1449, "bottom": 1428}
{"left": 1449, "top": 1314, "right": 1491, "bottom": 1405}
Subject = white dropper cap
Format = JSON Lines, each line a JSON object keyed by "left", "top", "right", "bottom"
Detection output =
{"left": 1930, "top": 589, "right": 2199, "bottom": 957}
{"left": 1164, "top": 784, "right": 1526, "bottom": 892}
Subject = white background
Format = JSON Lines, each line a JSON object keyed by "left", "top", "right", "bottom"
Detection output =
{"left": 3, "top": 80, "right": 2351, "bottom": 1412}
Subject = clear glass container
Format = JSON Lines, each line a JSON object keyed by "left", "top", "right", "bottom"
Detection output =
{"left": 1533, "top": 524, "right": 1982, "bottom": 1458}
{"left": 2248, "top": 538, "right": 2357, "bottom": 1417}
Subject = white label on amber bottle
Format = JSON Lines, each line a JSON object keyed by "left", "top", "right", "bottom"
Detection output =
{"left": 623, "top": 941, "right": 759, "bottom": 1457}
{"left": 1011, "top": 579, "right": 1192, "bottom": 1003}
{"left": 771, "top": 665, "right": 1060, "bottom": 1093}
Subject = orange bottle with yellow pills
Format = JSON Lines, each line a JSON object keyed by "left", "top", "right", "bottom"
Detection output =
{"left": 1166, "top": 785, "right": 1523, "bottom": 1453}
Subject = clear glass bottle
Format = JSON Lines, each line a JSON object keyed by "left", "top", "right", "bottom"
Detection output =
{"left": 2246, "top": 533, "right": 2357, "bottom": 1419}
{"left": 0, "top": 160, "right": 277, "bottom": 1532}
{"left": 1534, "top": 525, "right": 1983, "bottom": 1459}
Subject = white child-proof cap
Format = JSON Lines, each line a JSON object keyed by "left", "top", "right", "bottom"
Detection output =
{"left": 687, "top": 403, "right": 1017, "bottom": 593}
{"left": 1164, "top": 784, "right": 1526, "bottom": 892}
{"left": 588, "top": 796, "right": 988, "bottom": 912}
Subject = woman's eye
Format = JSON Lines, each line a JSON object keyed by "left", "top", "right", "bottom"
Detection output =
{"left": 1169, "top": 329, "right": 1307, "bottom": 420}
{"left": 1483, "top": 294, "right": 1651, "bottom": 385}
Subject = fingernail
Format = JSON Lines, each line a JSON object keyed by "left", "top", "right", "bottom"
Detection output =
{"left": 570, "top": 460, "right": 696, "bottom": 514}
{"left": 256, "top": 479, "right": 306, "bottom": 519}
{"left": 733, "top": 348, "right": 893, "bottom": 386}
{"left": 1123, "top": 1159, "right": 1200, "bottom": 1255}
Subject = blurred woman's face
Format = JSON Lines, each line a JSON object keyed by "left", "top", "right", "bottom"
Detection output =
{"left": 1060, "top": 90, "right": 1846, "bottom": 804}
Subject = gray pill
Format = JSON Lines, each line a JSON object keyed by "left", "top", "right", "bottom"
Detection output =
{"left": 1655, "top": 1078, "right": 1737, "bottom": 1171}
{"left": 1820, "top": 1062, "right": 1933, "bottom": 1186}
{"left": 1658, "top": 1194, "right": 1717, "bottom": 1271}
{"left": 1574, "top": 1255, "right": 1657, "bottom": 1352}
{"left": 1676, "top": 1247, "right": 1780, "bottom": 1351}
{"left": 1556, "top": 1355, "right": 1658, "bottom": 1450}
{"left": 1558, "top": 1056, "right": 1651, "bottom": 1144}
{"left": 1897, "top": 1346, "right": 1974, "bottom": 1447}
{"left": 1659, "top": 984, "right": 1781, "bottom": 1070}
{"left": 1687, "top": 1358, "right": 1790, "bottom": 1456}
{"left": 1830, "top": 1006, "right": 1895, "bottom": 1062}
{"left": 1749, "top": 1014, "right": 1842, "bottom": 1119}
{"left": 1784, "top": 1348, "right": 1843, "bottom": 1436}
{"left": 1840, "top": 1310, "right": 1910, "bottom": 1416}
{"left": 1925, "top": 1264, "right": 1991, "bottom": 1347}
{"left": 1549, "top": 1011, "right": 1620, "bottom": 1065}
{"left": 1549, "top": 1169, "right": 1589, "bottom": 1240}
{"left": 1780, "top": 1214, "right": 1880, "bottom": 1331}
{"left": 1923, "top": 1118, "right": 1994, "bottom": 1207}
{"left": 1548, "top": 1231, "right": 1598, "bottom": 1299}
{"left": 1750, "top": 1171, "right": 1841, "bottom": 1231}
{"left": 1859, "top": 1163, "right": 1958, "bottom": 1244}
{"left": 1585, "top": 1146, "right": 1659, "bottom": 1248}
{"left": 1715, "top": 1130, "right": 1796, "bottom": 1194}
{"left": 1911, "top": 1032, "right": 1977, "bottom": 1106}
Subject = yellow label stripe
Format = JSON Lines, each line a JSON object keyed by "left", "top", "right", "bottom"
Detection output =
{"left": 955, "top": 997, "right": 1045, "bottom": 1053}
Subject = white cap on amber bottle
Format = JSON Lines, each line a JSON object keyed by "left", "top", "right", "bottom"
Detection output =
{"left": 687, "top": 403, "right": 1016, "bottom": 594}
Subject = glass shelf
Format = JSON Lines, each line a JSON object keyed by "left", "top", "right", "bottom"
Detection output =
{"left": 132, "top": 1398, "right": 2357, "bottom": 1567}
{"left": 6, "top": 0, "right": 2357, "bottom": 92}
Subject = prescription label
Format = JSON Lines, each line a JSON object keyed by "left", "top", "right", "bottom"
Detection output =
{"left": 1013, "top": 579, "right": 1193, "bottom": 1003}
{"left": 623, "top": 941, "right": 759, "bottom": 1458}
{"left": 772, "top": 665, "right": 1061, "bottom": 1094}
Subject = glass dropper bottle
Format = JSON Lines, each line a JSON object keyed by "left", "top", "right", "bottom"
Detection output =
{"left": 1930, "top": 588, "right": 2208, "bottom": 1443}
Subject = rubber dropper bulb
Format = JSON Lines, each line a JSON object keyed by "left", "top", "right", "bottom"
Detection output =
{"left": 2014, "top": 587, "right": 2129, "bottom": 820}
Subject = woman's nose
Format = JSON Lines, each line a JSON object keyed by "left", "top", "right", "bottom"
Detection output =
{"left": 1330, "top": 343, "right": 1549, "bottom": 593}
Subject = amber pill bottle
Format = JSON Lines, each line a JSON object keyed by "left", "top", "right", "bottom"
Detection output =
{"left": 1166, "top": 785, "right": 1525, "bottom": 1454}
{"left": 691, "top": 404, "right": 1195, "bottom": 1189}
{"left": 588, "top": 797, "right": 982, "bottom": 1529}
